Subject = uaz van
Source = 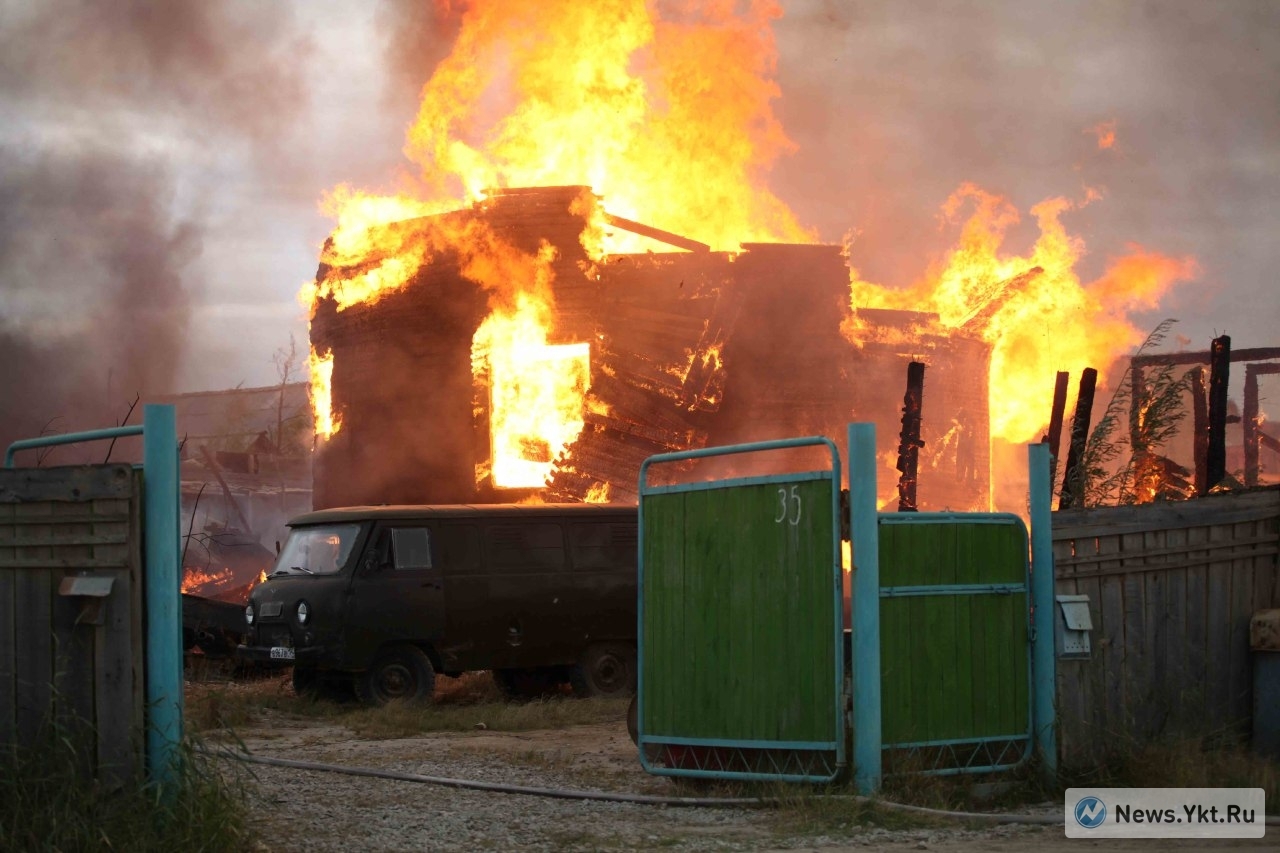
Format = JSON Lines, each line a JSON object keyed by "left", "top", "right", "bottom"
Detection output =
{"left": 237, "top": 503, "right": 638, "bottom": 704}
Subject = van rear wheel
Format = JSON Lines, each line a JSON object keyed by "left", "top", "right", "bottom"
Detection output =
{"left": 571, "top": 643, "right": 635, "bottom": 698}
{"left": 356, "top": 645, "right": 435, "bottom": 705}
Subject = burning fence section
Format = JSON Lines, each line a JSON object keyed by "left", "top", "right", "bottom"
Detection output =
{"left": 308, "top": 186, "right": 993, "bottom": 511}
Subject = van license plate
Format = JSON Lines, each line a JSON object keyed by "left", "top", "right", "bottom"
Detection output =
{"left": 270, "top": 647, "right": 295, "bottom": 661}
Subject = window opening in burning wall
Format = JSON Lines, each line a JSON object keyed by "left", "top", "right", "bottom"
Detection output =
{"left": 473, "top": 317, "right": 590, "bottom": 489}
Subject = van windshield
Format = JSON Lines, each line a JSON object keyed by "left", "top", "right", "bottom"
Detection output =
{"left": 273, "top": 524, "right": 361, "bottom": 576}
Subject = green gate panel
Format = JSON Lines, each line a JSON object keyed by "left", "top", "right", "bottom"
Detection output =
{"left": 642, "top": 479, "right": 836, "bottom": 742}
{"left": 638, "top": 437, "right": 844, "bottom": 782}
{"left": 877, "top": 516, "right": 1031, "bottom": 773}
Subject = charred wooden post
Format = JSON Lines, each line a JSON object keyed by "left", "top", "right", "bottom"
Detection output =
{"left": 1128, "top": 362, "right": 1152, "bottom": 494}
{"left": 1045, "top": 370, "right": 1069, "bottom": 487}
{"left": 896, "top": 361, "right": 926, "bottom": 512}
{"left": 1244, "top": 363, "right": 1260, "bottom": 487}
{"left": 1128, "top": 364, "right": 1145, "bottom": 452}
{"left": 1191, "top": 366, "right": 1209, "bottom": 494}
{"left": 1058, "top": 367, "right": 1098, "bottom": 510}
{"left": 1245, "top": 363, "right": 1280, "bottom": 487}
{"left": 1206, "top": 335, "right": 1231, "bottom": 491}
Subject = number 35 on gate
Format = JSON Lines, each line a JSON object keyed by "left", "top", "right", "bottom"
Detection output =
{"left": 774, "top": 485, "right": 803, "bottom": 526}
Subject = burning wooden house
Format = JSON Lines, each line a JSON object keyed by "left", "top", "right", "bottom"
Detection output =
{"left": 308, "top": 187, "right": 994, "bottom": 511}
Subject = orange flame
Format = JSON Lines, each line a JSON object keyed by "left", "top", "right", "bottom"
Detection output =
{"left": 304, "top": 1, "right": 811, "bottom": 479}
{"left": 402, "top": 0, "right": 810, "bottom": 251}
{"left": 473, "top": 293, "right": 590, "bottom": 488}
{"left": 308, "top": 344, "right": 339, "bottom": 439}
{"left": 584, "top": 482, "right": 612, "bottom": 503}
{"left": 848, "top": 183, "right": 1197, "bottom": 443}
{"left": 181, "top": 567, "right": 233, "bottom": 595}
{"left": 1087, "top": 119, "right": 1118, "bottom": 150}
{"left": 305, "top": 2, "right": 1196, "bottom": 495}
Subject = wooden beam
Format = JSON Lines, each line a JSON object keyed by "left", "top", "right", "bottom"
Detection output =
{"left": 1131, "top": 346, "right": 1280, "bottom": 368}
{"left": 958, "top": 266, "right": 1043, "bottom": 337}
{"left": 1245, "top": 363, "right": 1261, "bottom": 487}
{"left": 1260, "top": 429, "right": 1280, "bottom": 455}
{"left": 1045, "top": 371, "right": 1069, "bottom": 488}
{"left": 895, "top": 361, "right": 925, "bottom": 512}
{"left": 1206, "top": 335, "right": 1231, "bottom": 492}
{"left": 1059, "top": 367, "right": 1098, "bottom": 510}
{"left": 604, "top": 214, "right": 710, "bottom": 253}
{"left": 198, "top": 445, "right": 255, "bottom": 537}
{"left": 1191, "top": 367, "right": 1208, "bottom": 494}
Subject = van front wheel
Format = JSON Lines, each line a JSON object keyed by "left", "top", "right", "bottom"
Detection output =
{"left": 571, "top": 643, "right": 635, "bottom": 698}
{"left": 356, "top": 645, "right": 436, "bottom": 705}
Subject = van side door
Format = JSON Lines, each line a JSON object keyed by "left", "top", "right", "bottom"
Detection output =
{"left": 568, "top": 517, "right": 638, "bottom": 644}
{"left": 455, "top": 520, "right": 569, "bottom": 669}
{"left": 343, "top": 522, "right": 445, "bottom": 669}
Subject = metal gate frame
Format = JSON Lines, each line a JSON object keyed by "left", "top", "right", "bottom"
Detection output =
{"left": 637, "top": 436, "right": 846, "bottom": 782}
{"left": 877, "top": 512, "right": 1033, "bottom": 775}
{"left": 850, "top": 423, "right": 1057, "bottom": 793}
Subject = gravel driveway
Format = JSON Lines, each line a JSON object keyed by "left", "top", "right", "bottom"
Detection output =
{"left": 211, "top": 713, "right": 1269, "bottom": 852}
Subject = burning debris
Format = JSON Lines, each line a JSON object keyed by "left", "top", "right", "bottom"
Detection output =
{"left": 307, "top": 186, "right": 995, "bottom": 511}
{"left": 298, "top": 2, "right": 1206, "bottom": 514}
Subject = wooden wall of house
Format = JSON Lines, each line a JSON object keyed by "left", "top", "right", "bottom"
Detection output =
{"left": 1052, "top": 486, "right": 1280, "bottom": 764}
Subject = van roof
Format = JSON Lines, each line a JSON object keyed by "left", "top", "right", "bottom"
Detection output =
{"left": 288, "top": 503, "right": 639, "bottom": 526}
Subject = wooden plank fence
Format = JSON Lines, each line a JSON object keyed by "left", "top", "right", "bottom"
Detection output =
{"left": 1053, "top": 485, "right": 1280, "bottom": 764}
{"left": 0, "top": 465, "right": 145, "bottom": 785}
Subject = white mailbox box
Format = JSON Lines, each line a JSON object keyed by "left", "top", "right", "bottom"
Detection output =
{"left": 1055, "top": 593, "right": 1093, "bottom": 659}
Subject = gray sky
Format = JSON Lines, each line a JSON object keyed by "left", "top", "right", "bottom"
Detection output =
{"left": 1, "top": 0, "right": 1277, "bottom": 434}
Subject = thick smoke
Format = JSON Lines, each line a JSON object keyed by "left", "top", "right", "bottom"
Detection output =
{"left": 769, "top": 0, "right": 1280, "bottom": 350}
{"left": 0, "top": 0, "right": 310, "bottom": 455}
{"left": 0, "top": 150, "right": 198, "bottom": 452}
{"left": 377, "top": 0, "right": 464, "bottom": 116}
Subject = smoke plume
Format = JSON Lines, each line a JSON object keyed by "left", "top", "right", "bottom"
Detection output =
{"left": 0, "top": 0, "right": 311, "bottom": 454}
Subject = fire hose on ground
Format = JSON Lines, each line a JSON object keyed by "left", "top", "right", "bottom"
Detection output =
{"left": 210, "top": 747, "right": 1251, "bottom": 827}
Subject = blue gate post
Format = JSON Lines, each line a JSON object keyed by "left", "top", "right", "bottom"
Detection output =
{"left": 1028, "top": 442, "right": 1057, "bottom": 777}
{"left": 143, "top": 404, "right": 183, "bottom": 787}
{"left": 849, "top": 423, "right": 882, "bottom": 793}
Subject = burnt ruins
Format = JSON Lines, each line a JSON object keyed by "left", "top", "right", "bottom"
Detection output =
{"left": 309, "top": 187, "right": 993, "bottom": 510}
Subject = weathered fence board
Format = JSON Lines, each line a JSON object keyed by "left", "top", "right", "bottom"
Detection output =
{"left": 0, "top": 465, "right": 144, "bottom": 785}
{"left": 1054, "top": 485, "right": 1280, "bottom": 764}
{"left": 0, "top": 565, "right": 13, "bottom": 745}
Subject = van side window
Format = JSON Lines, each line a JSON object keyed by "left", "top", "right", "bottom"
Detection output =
{"left": 570, "top": 522, "right": 638, "bottom": 570}
{"left": 487, "top": 523, "right": 565, "bottom": 571}
{"left": 391, "top": 528, "right": 433, "bottom": 570}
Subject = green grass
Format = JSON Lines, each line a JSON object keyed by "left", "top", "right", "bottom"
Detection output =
{"left": 1061, "top": 734, "right": 1280, "bottom": 814}
{"left": 0, "top": 725, "right": 255, "bottom": 852}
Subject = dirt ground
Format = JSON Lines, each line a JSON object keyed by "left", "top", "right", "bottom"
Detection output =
{"left": 208, "top": 707, "right": 1274, "bottom": 853}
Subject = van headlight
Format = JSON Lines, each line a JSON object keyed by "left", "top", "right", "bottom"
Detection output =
{"left": 245, "top": 603, "right": 255, "bottom": 626}
{"left": 296, "top": 600, "right": 310, "bottom": 625}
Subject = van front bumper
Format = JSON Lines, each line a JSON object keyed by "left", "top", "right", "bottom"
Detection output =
{"left": 236, "top": 643, "right": 326, "bottom": 665}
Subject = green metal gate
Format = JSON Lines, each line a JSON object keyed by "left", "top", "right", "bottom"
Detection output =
{"left": 638, "top": 437, "right": 845, "bottom": 782}
{"left": 877, "top": 514, "right": 1031, "bottom": 774}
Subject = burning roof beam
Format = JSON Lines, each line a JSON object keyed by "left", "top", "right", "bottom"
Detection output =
{"left": 604, "top": 213, "right": 711, "bottom": 253}
{"left": 958, "top": 266, "right": 1044, "bottom": 337}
